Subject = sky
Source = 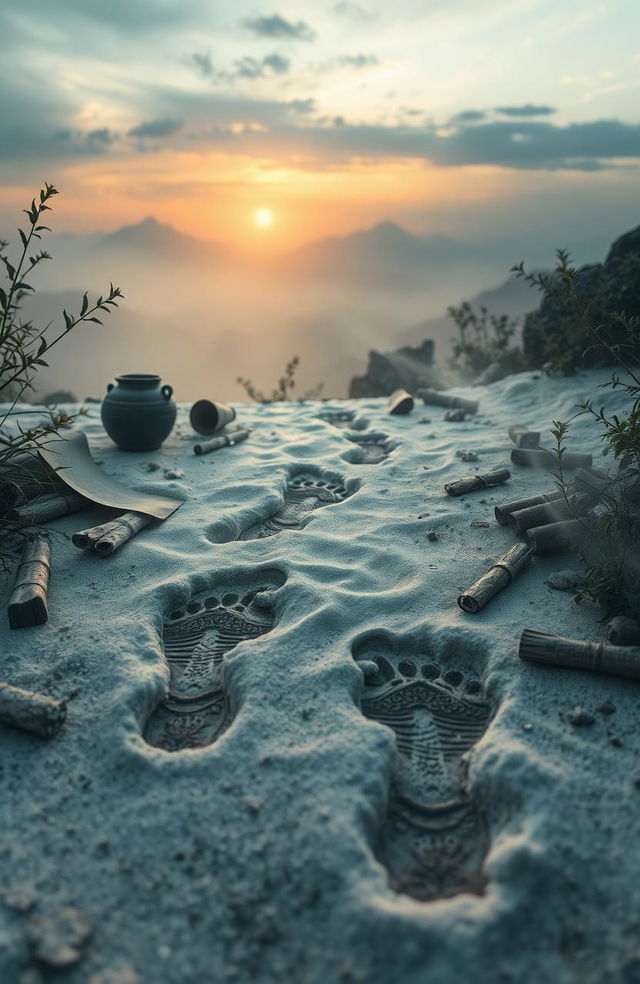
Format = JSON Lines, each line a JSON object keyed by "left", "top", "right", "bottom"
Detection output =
{"left": 1, "top": 0, "right": 639, "bottom": 259}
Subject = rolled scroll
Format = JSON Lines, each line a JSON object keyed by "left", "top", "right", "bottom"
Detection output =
{"left": 494, "top": 490, "right": 563, "bottom": 526}
{"left": 72, "top": 518, "right": 121, "bottom": 550}
{"left": 509, "top": 493, "right": 589, "bottom": 534}
{"left": 458, "top": 542, "right": 533, "bottom": 613}
{"left": 511, "top": 448, "right": 593, "bottom": 470}
{"left": 525, "top": 519, "right": 582, "bottom": 554}
{"left": 444, "top": 469, "right": 510, "bottom": 497}
{"left": 606, "top": 616, "right": 640, "bottom": 646}
{"left": 518, "top": 629, "right": 640, "bottom": 680}
{"left": 8, "top": 535, "right": 52, "bottom": 629}
{"left": 194, "top": 429, "right": 250, "bottom": 456}
{"left": 508, "top": 425, "right": 540, "bottom": 449}
{"left": 13, "top": 490, "right": 89, "bottom": 525}
{"left": 93, "top": 512, "right": 152, "bottom": 556}
{"left": 388, "top": 389, "right": 414, "bottom": 415}
{"left": 417, "top": 389, "right": 479, "bottom": 415}
{"left": 0, "top": 682, "right": 66, "bottom": 738}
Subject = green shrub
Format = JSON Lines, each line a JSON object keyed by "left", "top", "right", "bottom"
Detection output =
{"left": 237, "top": 355, "right": 323, "bottom": 402}
{"left": 447, "top": 301, "right": 528, "bottom": 380}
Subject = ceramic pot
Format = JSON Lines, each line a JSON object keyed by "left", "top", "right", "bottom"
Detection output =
{"left": 101, "top": 374, "right": 177, "bottom": 451}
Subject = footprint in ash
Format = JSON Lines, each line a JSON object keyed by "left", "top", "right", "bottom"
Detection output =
{"left": 353, "top": 637, "right": 492, "bottom": 901}
{"left": 344, "top": 432, "right": 394, "bottom": 465}
{"left": 145, "top": 577, "right": 282, "bottom": 752}
{"left": 239, "top": 471, "right": 353, "bottom": 540}
{"left": 317, "top": 409, "right": 367, "bottom": 431}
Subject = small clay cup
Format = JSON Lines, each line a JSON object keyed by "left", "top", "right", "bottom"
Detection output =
{"left": 190, "top": 400, "right": 236, "bottom": 435}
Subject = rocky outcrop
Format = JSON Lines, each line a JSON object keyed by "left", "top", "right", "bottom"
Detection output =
{"left": 349, "top": 339, "right": 443, "bottom": 398}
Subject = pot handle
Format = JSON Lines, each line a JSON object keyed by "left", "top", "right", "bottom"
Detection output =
{"left": 107, "top": 382, "right": 114, "bottom": 392}
{"left": 161, "top": 384, "right": 173, "bottom": 400}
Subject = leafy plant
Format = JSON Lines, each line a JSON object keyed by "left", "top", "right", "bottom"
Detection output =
{"left": 522, "top": 251, "right": 640, "bottom": 618}
{"left": 0, "top": 182, "right": 123, "bottom": 569}
{"left": 447, "top": 301, "right": 527, "bottom": 380}
{"left": 237, "top": 355, "right": 324, "bottom": 402}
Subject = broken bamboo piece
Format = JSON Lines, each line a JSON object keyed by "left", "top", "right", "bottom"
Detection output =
{"left": 509, "top": 425, "right": 540, "bottom": 449}
{"left": 525, "top": 518, "right": 582, "bottom": 554}
{"left": 7, "top": 534, "right": 52, "bottom": 629}
{"left": 458, "top": 542, "right": 534, "bottom": 613}
{"left": 519, "top": 629, "right": 640, "bottom": 680}
{"left": 388, "top": 389, "right": 414, "bottom": 415}
{"left": 509, "top": 493, "right": 590, "bottom": 534}
{"left": 494, "top": 490, "right": 563, "bottom": 526}
{"left": 417, "top": 389, "right": 479, "bottom": 415}
{"left": 13, "top": 490, "right": 89, "bottom": 525}
{"left": 511, "top": 448, "right": 593, "bottom": 470}
{"left": 72, "top": 518, "right": 121, "bottom": 550}
{"left": 0, "top": 682, "right": 66, "bottom": 738}
{"left": 193, "top": 429, "right": 250, "bottom": 456}
{"left": 93, "top": 512, "right": 152, "bottom": 556}
{"left": 444, "top": 468, "right": 510, "bottom": 497}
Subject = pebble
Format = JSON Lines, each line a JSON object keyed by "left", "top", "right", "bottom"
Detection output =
{"left": 144, "top": 462, "right": 160, "bottom": 472}
{"left": 427, "top": 530, "right": 439, "bottom": 542}
{"left": 461, "top": 452, "right": 479, "bottom": 462}
{"left": 567, "top": 706, "right": 595, "bottom": 727}
{"left": 470, "top": 520, "right": 490, "bottom": 528}
{"left": 163, "top": 468, "right": 184, "bottom": 480}
{"left": 597, "top": 700, "right": 616, "bottom": 716}
{"left": 27, "top": 907, "right": 93, "bottom": 968}
{"left": 545, "top": 570, "right": 582, "bottom": 591}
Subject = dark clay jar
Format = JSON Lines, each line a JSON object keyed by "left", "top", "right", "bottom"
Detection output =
{"left": 101, "top": 374, "right": 177, "bottom": 451}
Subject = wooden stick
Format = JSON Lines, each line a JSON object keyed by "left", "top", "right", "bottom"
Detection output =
{"left": 519, "top": 629, "right": 640, "bottom": 680}
{"left": 508, "top": 425, "right": 540, "bottom": 449}
{"left": 417, "top": 389, "right": 479, "bottom": 414}
{"left": 525, "top": 519, "right": 582, "bottom": 554}
{"left": 494, "top": 490, "right": 563, "bottom": 526}
{"left": 0, "top": 682, "right": 66, "bottom": 738}
{"left": 93, "top": 512, "right": 152, "bottom": 556}
{"left": 387, "top": 389, "right": 414, "bottom": 415}
{"left": 7, "top": 535, "right": 52, "bottom": 629}
{"left": 13, "top": 490, "right": 89, "bottom": 525}
{"left": 511, "top": 448, "right": 593, "bottom": 470}
{"left": 444, "top": 469, "right": 510, "bottom": 496}
{"left": 509, "top": 493, "right": 589, "bottom": 533}
{"left": 458, "top": 542, "right": 533, "bottom": 613}
{"left": 194, "top": 429, "right": 250, "bottom": 456}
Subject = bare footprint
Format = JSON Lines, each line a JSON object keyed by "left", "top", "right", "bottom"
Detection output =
{"left": 343, "top": 432, "right": 394, "bottom": 464}
{"left": 239, "top": 471, "right": 352, "bottom": 540}
{"left": 354, "top": 640, "right": 492, "bottom": 901}
{"left": 145, "top": 578, "right": 281, "bottom": 751}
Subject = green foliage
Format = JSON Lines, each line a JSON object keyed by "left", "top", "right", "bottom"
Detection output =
{"left": 447, "top": 301, "right": 528, "bottom": 380}
{"left": 237, "top": 355, "right": 324, "bottom": 402}
{"left": 514, "top": 248, "right": 640, "bottom": 375}
{"left": 0, "top": 182, "right": 123, "bottom": 569}
{"left": 538, "top": 260, "right": 640, "bottom": 618}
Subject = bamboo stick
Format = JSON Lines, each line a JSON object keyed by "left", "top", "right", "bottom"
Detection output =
{"left": 525, "top": 519, "right": 583, "bottom": 554}
{"left": 72, "top": 518, "right": 122, "bottom": 550}
{"left": 7, "top": 535, "right": 52, "bottom": 629}
{"left": 193, "top": 429, "right": 250, "bottom": 456}
{"left": 509, "top": 493, "right": 589, "bottom": 533}
{"left": 93, "top": 512, "right": 152, "bottom": 556}
{"left": 417, "top": 389, "right": 479, "bottom": 414}
{"left": 494, "top": 490, "right": 563, "bottom": 526}
{"left": 508, "top": 425, "right": 540, "bottom": 449}
{"left": 388, "top": 389, "right": 414, "bottom": 415}
{"left": 444, "top": 468, "right": 510, "bottom": 496}
{"left": 13, "top": 490, "right": 89, "bottom": 524}
{"left": 458, "top": 542, "right": 534, "bottom": 613}
{"left": 0, "top": 682, "right": 66, "bottom": 738}
{"left": 511, "top": 448, "right": 593, "bottom": 470}
{"left": 519, "top": 629, "right": 640, "bottom": 679}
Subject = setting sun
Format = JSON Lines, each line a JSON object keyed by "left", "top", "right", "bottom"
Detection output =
{"left": 254, "top": 208, "right": 274, "bottom": 229}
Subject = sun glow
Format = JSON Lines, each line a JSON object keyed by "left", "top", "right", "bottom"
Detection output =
{"left": 254, "top": 208, "right": 274, "bottom": 229}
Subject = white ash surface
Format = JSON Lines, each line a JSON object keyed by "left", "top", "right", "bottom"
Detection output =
{"left": 1, "top": 369, "right": 639, "bottom": 984}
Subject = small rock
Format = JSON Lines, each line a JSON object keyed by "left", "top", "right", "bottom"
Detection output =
{"left": 27, "top": 907, "right": 93, "bottom": 968}
{"left": 144, "top": 462, "right": 160, "bottom": 472}
{"left": 461, "top": 452, "right": 479, "bottom": 462}
{"left": 634, "top": 776, "right": 640, "bottom": 789}
{"left": 163, "top": 468, "right": 184, "bottom": 480}
{"left": 243, "top": 795, "right": 262, "bottom": 815}
{"left": 545, "top": 570, "right": 582, "bottom": 591}
{"left": 3, "top": 886, "right": 38, "bottom": 912}
{"left": 427, "top": 530, "right": 439, "bottom": 542}
{"left": 597, "top": 700, "right": 616, "bottom": 716}
{"left": 417, "top": 417, "right": 431, "bottom": 424}
{"left": 567, "top": 706, "right": 595, "bottom": 727}
{"left": 609, "top": 736, "right": 623, "bottom": 747}
{"left": 522, "top": 723, "right": 533, "bottom": 732}
{"left": 470, "top": 520, "right": 490, "bottom": 528}
{"left": 418, "top": 512, "right": 430, "bottom": 519}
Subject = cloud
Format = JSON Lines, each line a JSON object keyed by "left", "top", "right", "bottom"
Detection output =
{"left": 127, "top": 118, "right": 183, "bottom": 138}
{"left": 242, "top": 14, "right": 316, "bottom": 42}
{"left": 451, "top": 110, "right": 486, "bottom": 122}
{"left": 496, "top": 104, "right": 557, "bottom": 117}
{"left": 189, "top": 51, "right": 214, "bottom": 78}
{"left": 232, "top": 52, "right": 291, "bottom": 79}
{"left": 335, "top": 53, "right": 378, "bottom": 68}
{"left": 334, "top": 2, "right": 372, "bottom": 19}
